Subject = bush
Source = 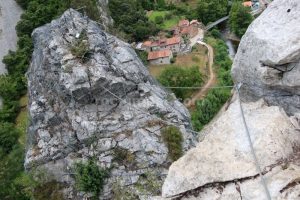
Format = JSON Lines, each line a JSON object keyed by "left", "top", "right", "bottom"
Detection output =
{"left": 155, "top": 16, "right": 164, "bottom": 24}
{"left": 0, "top": 123, "right": 19, "bottom": 154}
{"left": 74, "top": 159, "right": 109, "bottom": 198}
{"left": 161, "top": 126, "right": 183, "bottom": 161}
{"left": 70, "top": 31, "right": 90, "bottom": 60}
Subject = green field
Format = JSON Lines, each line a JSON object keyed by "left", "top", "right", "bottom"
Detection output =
{"left": 147, "top": 10, "right": 182, "bottom": 30}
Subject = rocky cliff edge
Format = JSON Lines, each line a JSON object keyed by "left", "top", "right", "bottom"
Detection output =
{"left": 25, "top": 9, "right": 196, "bottom": 199}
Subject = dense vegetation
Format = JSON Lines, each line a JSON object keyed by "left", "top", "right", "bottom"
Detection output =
{"left": 229, "top": 1, "right": 254, "bottom": 37}
{"left": 196, "top": 0, "right": 229, "bottom": 25}
{"left": 192, "top": 33, "right": 233, "bottom": 131}
{"left": 108, "top": 0, "right": 159, "bottom": 42}
{"left": 158, "top": 66, "right": 204, "bottom": 100}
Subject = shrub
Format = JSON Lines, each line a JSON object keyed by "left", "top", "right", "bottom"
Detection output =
{"left": 113, "top": 148, "right": 136, "bottom": 168}
{"left": 74, "top": 159, "right": 109, "bottom": 198}
{"left": 0, "top": 123, "right": 19, "bottom": 154}
{"left": 70, "top": 30, "right": 90, "bottom": 60}
{"left": 161, "top": 126, "right": 183, "bottom": 161}
{"left": 155, "top": 16, "right": 164, "bottom": 24}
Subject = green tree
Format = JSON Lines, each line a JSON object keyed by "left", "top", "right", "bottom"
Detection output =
{"left": 109, "top": 0, "right": 159, "bottom": 42}
{"left": 196, "top": 0, "right": 228, "bottom": 25}
{"left": 158, "top": 66, "right": 204, "bottom": 100}
{"left": 0, "top": 123, "right": 19, "bottom": 154}
{"left": 229, "top": 1, "right": 254, "bottom": 37}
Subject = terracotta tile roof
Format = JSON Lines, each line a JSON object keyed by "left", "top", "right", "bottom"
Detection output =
{"left": 166, "top": 37, "right": 181, "bottom": 45}
{"left": 181, "top": 26, "right": 192, "bottom": 34}
{"left": 148, "top": 50, "right": 172, "bottom": 60}
{"left": 143, "top": 41, "right": 152, "bottom": 47}
{"left": 178, "top": 19, "right": 189, "bottom": 27}
{"left": 243, "top": 1, "right": 252, "bottom": 7}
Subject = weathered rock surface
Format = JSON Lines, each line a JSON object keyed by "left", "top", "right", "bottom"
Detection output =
{"left": 232, "top": 0, "right": 300, "bottom": 115}
{"left": 97, "top": 0, "right": 113, "bottom": 30}
{"left": 26, "top": 9, "right": 196, "bottom": 199}
{"left": 158, "top": 0, "right": 300, "bottom": 199}
{"left": 161, "top": 98, "right": 300, "bottom": 199}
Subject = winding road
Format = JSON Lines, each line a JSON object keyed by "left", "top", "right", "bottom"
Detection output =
{"left": 0, "top": 0, "right": 23, "bottom": 74}
{"left": 188, "top": 42, "right": 215, "bottom": 108}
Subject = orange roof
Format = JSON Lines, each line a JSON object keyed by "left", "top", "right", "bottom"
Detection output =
{"left": 181, "top": 26, "right": 192, "bottom": 34}
{"left": 143, "top": 41, "right": 152, "bottom": 47}
{"left": 243, "top": 1, "right": 252, "bottom": 7}
{"left": 148, "top": 50, "right": 172, "bottom": 60}
{"left": 166, "top": 37, "right": 181, "bottom": 45}
{"left": 178, "top": 19, "right": 189, "bottom": 27}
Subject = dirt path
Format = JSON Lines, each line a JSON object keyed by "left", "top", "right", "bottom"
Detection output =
{"left": 187, "top": 42, "right": 216, "bottom": 108}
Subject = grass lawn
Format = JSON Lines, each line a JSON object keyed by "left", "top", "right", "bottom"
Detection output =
{"left": 16, "top": 95, "right": 28, "bottom": 146}
{"left": 149, "top": 44, "right": 208, "bottom": 78}
{"left": 147, "top": 10, "right": 182, "bottom": 30}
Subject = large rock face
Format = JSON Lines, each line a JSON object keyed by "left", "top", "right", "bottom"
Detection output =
{"left": 158, "top": 0, "right": 300, "bottom": 199}
{"left": 26, "top": 9, "right": 196, "bottom": 199}
{"left": 232, "top": 0, "right": 300, "bottom": 115}
{"left": 161, "top": 98, "right": 300, "bottom": 199}
{"left": 97, "top": 0, "right": 113, "bottom": 30}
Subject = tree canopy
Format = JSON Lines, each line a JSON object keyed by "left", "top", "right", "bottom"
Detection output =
{"left": 196, "top": 0, "right": 228, "bottom": 25}
{"left": 229, "top": 1, "right": 254, "bottom": 38}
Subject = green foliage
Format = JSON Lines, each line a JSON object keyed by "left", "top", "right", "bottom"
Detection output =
{"left": 0, "top": 123, "right": 19, "bottom": 154}
{"left": 155, "top": 15, "right": 164, "bottom": 24}
{"left": 108, "top": 0, "right": 159, "bottom": 42}
{"left": 196, "top": 0, "right": 228, "bottom": 25}
{"left": 229, "top": 1, "right": 254, "bottom": 38}
{"left": 192, "top": 37, "right": 233, "bottom": 131}
{"left": 74, "top": 159, "right": 109, "bottom": 198}
{"left": 135, "top": 50, "right": 148, "bottom": 66}
{"left": 158, "top": 66, "right": 204, "bottom": 100}
{"left": 161, "top": 126, "right": 183, "bottom": 161}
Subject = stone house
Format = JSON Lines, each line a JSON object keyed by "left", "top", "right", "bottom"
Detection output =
{"left": 147, "top": 49, "right": 173, "bottom": 65}
{"left": 149, "top": 36, "right": 182, "bottom": 53}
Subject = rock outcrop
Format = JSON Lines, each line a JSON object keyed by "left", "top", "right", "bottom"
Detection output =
{"left": 158, "top": 0, "right": 300, "bottom": 199}
{"left": 97, "top": 0, "right": 113, "bottom": 30}
{"left": 161, "top": 98, "right": 300, "bottom": 199}
{"left": 232, "top": 0, "right": 300, "bottom": 115}
{"left": 26, "top": 9, "right": 196, "bottom": 199}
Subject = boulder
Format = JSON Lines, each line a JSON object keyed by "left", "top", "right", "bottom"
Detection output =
{"left": 161, "top": 98, "right": 300, "bottom": 199}
{"left": 26, "top": 9, "right": 196, "bottom": 199}
{"left": 232, "top": 0, "right": 300, "bottom": 115}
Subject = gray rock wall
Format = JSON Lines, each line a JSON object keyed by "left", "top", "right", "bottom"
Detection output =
{"left": 26, "top": 9, "right": 196, "bottom": 199}
{"left": 232, "top": 0, "right": 300, "bottom": 115}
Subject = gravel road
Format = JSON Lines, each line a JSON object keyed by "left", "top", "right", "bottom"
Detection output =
{"left": 0, "top": 0, "right": 23, "bottom": 75}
